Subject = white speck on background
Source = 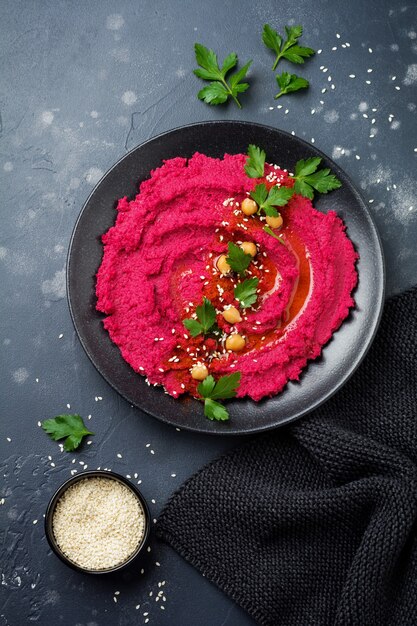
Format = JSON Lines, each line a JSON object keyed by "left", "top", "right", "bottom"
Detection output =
{"left": 69, "top": 177, "right": 80, "bottom": 190}
{"left": 106, "top": 14, "right": 125, "bottom": 30}
{"left": 403, "top": 64, "right": 417, "bottom": 85}
{"left": 12, "top": 367, "right": 29, "bottom": 384}
{"left": 111, "top": 48, "right": 130, "bottom": 63}
{"left": 390, "top": 120, "right": 401, "bottom": 129}
{"left": 0, "top": 246, "right": 7, "bottom": 259}
{"left": 324, "top": 109, "right": 339, "bottom": 123}
{"left": 175, "top": 67, "right": 186, "bottom": 78}
{"left": 408, "top": 103, "right": 416, "bottom": 111}
{"left": 41, "top": 267, "right": 66, "bottom": 300}
{"left": 3, "top": 162, "right": 13, "bottom": 171}
{"left": 390, "top": 43, "right": 399, "bottom": 51}
{"left": 408, "top": 30, "right": 417, "bottom": 39}
{"left": 41, "top": 111, "right": 54, "bottom": 125}
{"left": 332, "top": 146, "right": 352, "bottom": 159}
{"left": 85, "top": 167, "right": 103, "bottom": 184}
{"left": 90, "top": 111, "right": 99, "bottom": 118}
{"left": 122, "top": 91, "right": 137, "bottom": 106}
{"left": 358, "top": 102, "right": 368, "bottom": 112}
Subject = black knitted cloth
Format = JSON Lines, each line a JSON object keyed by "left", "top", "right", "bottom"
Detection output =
{"left": 156, "top": 287, "right": 417, "bottom": 626}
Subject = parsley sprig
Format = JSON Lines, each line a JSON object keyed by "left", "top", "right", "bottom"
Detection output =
{"left": 226, "top": 242, "right": 253, "bottom": 276}
{"left": 198, "top": 372, "right": 241, "bottom": 421}
{"left": 275, "top": 72, "right": 309, "bottom": 99}
{"left": 245, "top": 144, "right": 266, "bottom": 178}
{"left": 42, "top": 414, "right": 94, "bottom": 452}
{"left": 234, "top": 277, "right": 259, "bottom": 308}
{"left": 262, "top": 24, "right": 315, "bottom": 71}
{"left": 250, "top": 183, "right": 294, "bottom": 217}
{"left": 194, "top": 44, "right": 252, "bottom": 109}
{"left": 183, "top": 297, "right": 217, "bottom": 337}
{"left": 292, "top": 157, "right": 342, "bottom": 199}
{"left": 263, "top": 225, "right": 286, "bottom": 245}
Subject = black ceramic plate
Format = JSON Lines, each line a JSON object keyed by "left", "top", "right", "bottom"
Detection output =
{"left": 67, "top": 121, "right": 385, "bottom": 435}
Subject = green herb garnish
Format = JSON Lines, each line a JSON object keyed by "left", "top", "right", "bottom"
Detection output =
{"left": 226, "top": 242, "right": 252, "bottom": 276}
{"left": 197, "top": 372, "right": 241, "bottom": 421}
{"left": 183, "top": 297, "right": 217, "bottom": 337}
{"left": 262, "top": 24, "right": 315, "bottom": 71}
{"left": 234, "top": 277, "right": 259, "bottom": 308}
{"left": 245, "top": 144, "right": 266, "bottom": 178}
{"left": 250, "top": 183, "right": 294, "bottom": 217}
{"left": 292, "top": 157, "right": 342, "bottom": 199}
{"left": 263, "top": 225, "right": 286, "bottom": 245}
{"left": 193, "top": 43, "right": 252, "bottom": 109}
{"left": 42, "top": 414, "right": 94, "bottom": 452}
{"left": 274, "top": 72, "right": 309, "bottom": 99}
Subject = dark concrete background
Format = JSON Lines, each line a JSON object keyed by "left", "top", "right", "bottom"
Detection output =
{"left": 1, "top": 0, "right": 416, "bottom": 624}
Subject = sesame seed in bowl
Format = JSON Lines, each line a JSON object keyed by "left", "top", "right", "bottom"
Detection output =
{"left": 45, "top": 470, "right": 150, "bottom": 574}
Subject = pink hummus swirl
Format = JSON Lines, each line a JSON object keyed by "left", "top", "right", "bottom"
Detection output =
{"left": 96, "top": 152, "right": 358, "bottom": 402}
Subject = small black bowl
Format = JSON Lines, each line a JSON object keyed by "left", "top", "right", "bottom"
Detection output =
{"left": 45, "top": 470, "right": 150, "bottom": 574}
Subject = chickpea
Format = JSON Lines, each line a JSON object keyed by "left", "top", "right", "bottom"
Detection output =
{"left": 240, "top": 241, "right": 257, "bottom": 257}
{"left": 225, "top": 334, "right": 246, "bottom": 352}
{"left": 241, "top": 198, "right": 258, "bottom": 216}
{"left": 191, "top": 364, "right": 209, "bottom": 381}
{"left": 217, "top": 254, "right": 231, "bottom": 275}
{"left": 266, "top": 214, "right": 284, "bottom": 229}
{"left": 222, "top": 306, "right": 242, "bottom": 324}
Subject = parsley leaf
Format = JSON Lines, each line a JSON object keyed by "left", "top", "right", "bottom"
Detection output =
{"left": 274, "top": 72, "right": 309, "bottom": 99}
{"left": 183, "top": 297, "right": 217, "bottom": 337}
{"left": 42, "top": 414, "right": 94, "bottom": 452}
{"left": 234, "top": 277, "right": 259, "bottom": 308}
{"left": 226, "top": 242, "right": 252, "bottom": 276}
{"left": 244, "top": 144, "right": 266, "bottom": 178}
{"left": 262, "top": 24, "right": 315, "bottom": 70}
{"left": 198, "top": 375, "right": 216, "bottom": 397}
{"left": 291, "top": 157, "right": 342, "bottom": 199}
{"left": 198, "top": 372, "right": 241, "bottom": 421}
{"left": 263, "top": 225, "right": 286, "bottom": 245}
{"left": 183, "top": 318, "right": 203, "bottom": 337}
{"left": 204, "top": 398, "right": 230, "bottom": 421}
{"left": 194, "top": 43, "right": 252, "bottom": 109}
{"left": 250, "top": 183, "right": 294, "bottom": 217}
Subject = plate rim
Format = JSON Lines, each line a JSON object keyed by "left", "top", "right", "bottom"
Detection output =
{"left": 67, "top": 119, "right": 386, "bottom": 435}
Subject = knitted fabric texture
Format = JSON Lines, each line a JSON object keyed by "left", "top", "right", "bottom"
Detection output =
{"left": 156, "top": 287, "right": 417, "bottom": 626}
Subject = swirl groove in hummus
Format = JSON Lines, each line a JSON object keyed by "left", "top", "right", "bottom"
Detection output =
{"left": 96, "top": 153, "right": 358, "bottom": 402}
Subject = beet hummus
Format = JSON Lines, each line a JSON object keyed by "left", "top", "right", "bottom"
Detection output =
{"left": 96, "top": 152, "right": 358, "bottom": 403}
